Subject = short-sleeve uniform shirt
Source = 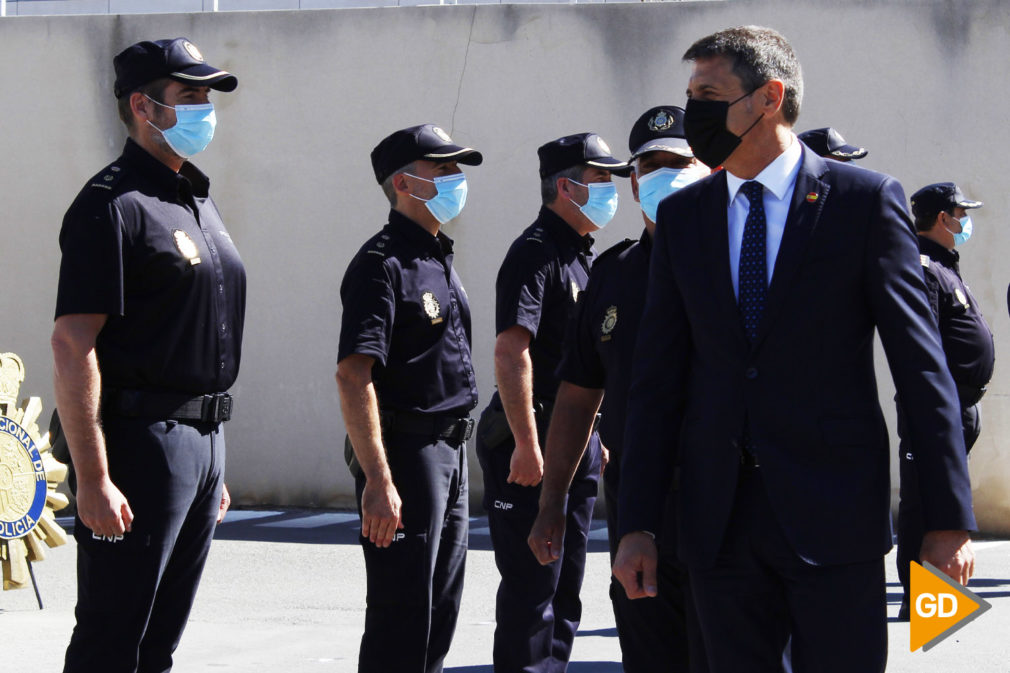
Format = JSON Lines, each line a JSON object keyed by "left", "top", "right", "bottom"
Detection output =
{"left": 55, "top": 139, "right": 246, "bottom": 394}
{"left": 918, "top": 236, "right": 995, "bottom": 391}
{"left": 496, "top": 206, "right": 595, "bottom": 402}
{"left": 338, "top": 210, "right": 478, "bottom": 417}
{"left": 557, "top": 231, "right": 650, "bottom": 453}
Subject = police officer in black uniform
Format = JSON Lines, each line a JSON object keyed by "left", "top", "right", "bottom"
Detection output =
{"left": 476, "top": 133, "right": 626, "bottom": 673}
{"left": 336, "top": 124, "right": 481, "bottom": 673}
{"left": 896, "top": 182, "right": 993, "bottom": 619}
{"left": 797, "top": 127, "right": 868, "bottom": 162}
{"left": 52, "top": 38, "right": 243, "bottom": 673}
{"left": 528, "top": 108, "right": 710, "bottom": 673}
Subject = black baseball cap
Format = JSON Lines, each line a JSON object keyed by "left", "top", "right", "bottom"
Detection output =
{"left": 371, "top": 124, "right": 483, "bottom": 184}
{"left": 628, "top": 106, "right": 692, "bottom": 160}
{"left": 113, "top": 38, "right": 237, "bottom": 98}
{"left": 538, "top": 133, "right": 631, "bottom": 179}
{"left": 910, "top": 182, "right": 983, "bottom": 220}
{"left": 797, "top": 127, "right": 867, "bottom": 160}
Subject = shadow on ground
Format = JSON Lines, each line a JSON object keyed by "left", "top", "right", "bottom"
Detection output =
{"left": 448, "top": 663, "right": 621, "bottom": 673}
{"left": 212, "top": 509, "right": 610, "bottom": 553}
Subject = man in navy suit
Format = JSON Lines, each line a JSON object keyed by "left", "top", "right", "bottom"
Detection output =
{"left": 613, "top": 26, "right": 976, "bottom": 673}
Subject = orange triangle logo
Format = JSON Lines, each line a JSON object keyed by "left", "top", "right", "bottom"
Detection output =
{"left": 910, "top": 561, "right": 991, "bottom": 651}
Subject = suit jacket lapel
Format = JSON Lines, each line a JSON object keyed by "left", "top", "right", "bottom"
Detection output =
{"left": 698, "top": 171, "right": 747, "bottom": 344}
{"left": 754, "top": 149, "right": 830, "bottom": 346}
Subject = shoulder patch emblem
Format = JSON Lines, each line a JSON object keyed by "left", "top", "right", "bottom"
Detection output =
{"left": 173, "top": 230, "right": 201, "bottom": 266}
{"left": 422, "top": 291, "right": 443, "bottom": 324}
{"left": 920, "top": 254, "right": 930, "bottom": 268}
{"left": 601, "top": 305, "right": 617, "bottom": 341}
{"left": 955, "top": 288, "right": 969, "bottom": 308}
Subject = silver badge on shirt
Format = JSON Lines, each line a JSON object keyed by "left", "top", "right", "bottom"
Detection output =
{"left": 173, "top": 230, "right": 202, "bottom": 266}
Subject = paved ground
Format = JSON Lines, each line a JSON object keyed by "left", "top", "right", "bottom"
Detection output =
{"left": 4, "top": 509, "right": 1010, "bottom": 671}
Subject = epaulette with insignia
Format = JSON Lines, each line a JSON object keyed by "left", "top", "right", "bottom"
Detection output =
{"left": 365, "top": 232, "right": 393, "bottom": 258}
{"left": 920, "top": 254, "right": 930, "bottom": 268}
{"left": 88, "top": 164, "right": 125, "bottom": 191}
{"left": 525, "top": 226, "right": 546, "bottom": 244}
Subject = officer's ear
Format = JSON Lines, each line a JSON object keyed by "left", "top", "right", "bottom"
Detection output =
{"left": 630, "top": 168, "right": 641, "bottom": 203}
{"left": 391, "top": 172, "right": 411, "bottom": 195}
{"left": 557, "top": 174, "right": 579, "bottom": 200}
{"left": 129, "top": 92, "right": 155, "bottom": 125}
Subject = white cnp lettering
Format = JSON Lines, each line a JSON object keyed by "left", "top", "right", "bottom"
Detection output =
{"left": 91, "top": 532, "right": 125, "bottom": 543}
{"left": 392, "top": 532, "right": 405, "bottom": 542}
{"left": 916, "top": 592, "right": 958, "bottom": 618}
{"left": 494, "top": 500, "right": 513, "bottom": 511}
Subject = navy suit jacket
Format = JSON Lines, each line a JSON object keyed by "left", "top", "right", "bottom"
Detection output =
{"left": 618, "top": 146, "right": 976, "bottom": 569}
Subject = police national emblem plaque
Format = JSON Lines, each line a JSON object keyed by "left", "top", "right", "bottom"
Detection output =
{"left": 0, "top": 353, "right": 69, "bottom": 592}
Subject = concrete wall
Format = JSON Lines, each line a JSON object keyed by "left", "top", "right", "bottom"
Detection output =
{"left": 4, "top": 0, "right": 1010, "bottom": 531}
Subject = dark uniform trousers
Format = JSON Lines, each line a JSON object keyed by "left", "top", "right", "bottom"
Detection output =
{"left": 602, "top": 459, "right": 706, "bottom": 673}
{"left": 64, "top": 417, "right": 225, "bottom": 673}
{"left": 476, "top": 397, "right": 601, "bottom": 673}
{"left": 354, "top": 431, "right": 468, "bottom": 673}
{"left": 897, "top": 401, "right": 981, "bottom": 603}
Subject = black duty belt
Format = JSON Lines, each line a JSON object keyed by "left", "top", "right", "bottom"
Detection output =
{"left": 103, "top": 389, "right": 234, "bottom": 423}
{"left": 379, "top": 410, "right": 474, "bottom": 443}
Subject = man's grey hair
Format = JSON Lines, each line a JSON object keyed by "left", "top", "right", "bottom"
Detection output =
{"left": 541, "top": 164, "right": 587, "bottom": 205}
{"left": 683, "top": 25, "right": 804, "bottom": 125}
{"left": 381, "top": 161, "right": 417, "bottom": 206}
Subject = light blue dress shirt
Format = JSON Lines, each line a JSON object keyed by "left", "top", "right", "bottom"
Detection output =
{"left": 726, "top": 136, "right": 803, "bottom": 297}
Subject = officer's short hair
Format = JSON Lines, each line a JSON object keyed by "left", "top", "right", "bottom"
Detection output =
{"left": 116, "top": 78, "right": 170, "bottom": 130}
{"left": 683, "top": 26, "right": 804, "bottom": 125}
{"left": 541, "top": 164, "right": 588, "bottom": 205}
{"left": 381, "top": 162, "right": 417, "bottom": 206}
{"left": 914, "top": 208, "right": 951, "bottom": 233}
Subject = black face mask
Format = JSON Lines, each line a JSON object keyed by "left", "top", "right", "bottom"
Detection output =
{"left": 684, "top": 91, "right": 764, "bottom": 169}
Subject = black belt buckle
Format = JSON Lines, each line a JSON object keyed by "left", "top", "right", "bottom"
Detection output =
{"left": 204, "top": 393, "right": 233, "bottom": 423}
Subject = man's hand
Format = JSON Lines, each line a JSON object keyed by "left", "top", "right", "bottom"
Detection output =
{"left": 921, "top": 529, "right": 974, "bottom": 585}
{"left": 528, "top": 502, "right": 565, "bottom": 564}
{"left": 507, "top": 444, "right": 544, "bottom": 486}
{"left": 361, "top": 475, "right": 403, "bottom": 548}
{"left": 600, "top": 443, "right": 610, "bottom": 476}
{"left": 76, "top": 477, "right": 133, "bottom": 538}
{"left": 613, "top": 531, "right": 659, "bottom": 599}
{"left": 217, "top": 483, "right": 231, "bottom": 524}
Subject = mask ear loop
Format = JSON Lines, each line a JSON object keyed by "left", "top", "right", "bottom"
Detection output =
{"left": 730, "top": 87, "right": 765, "bottom": 141}
{"left": 565, "top": 177, "right": 590, "bottom": 210}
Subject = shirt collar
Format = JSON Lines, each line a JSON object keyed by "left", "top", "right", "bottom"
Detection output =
{"left": 918, "top": 235, "right": 959, "bottom": 269}
{"left": 387, "top": 209, "right": 454, "bottom": 257}
{"left": 538, "top": 206, "right": 594, "bottom": 255}
{"left": 122, "top": 138, "right": 211, "bottom": 200}
{"left": 725, "top": 133, "right": 803, "bottom": 204}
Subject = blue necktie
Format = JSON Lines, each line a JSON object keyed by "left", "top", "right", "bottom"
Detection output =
{"left": 739, "top": 181, "right": 767, "bottom": 343}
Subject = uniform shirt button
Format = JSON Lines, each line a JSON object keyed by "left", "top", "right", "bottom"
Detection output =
{"left": 745, "top": 367, "right": 759, "bottom": 380}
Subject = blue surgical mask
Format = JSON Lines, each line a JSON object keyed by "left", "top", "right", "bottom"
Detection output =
{"left": 406, "top": 172, "right": 468, "bottom": 224}
{"left": 146, "top": 95, "right": 216, "bottom": 159}
{"left": 946, "top": 214, "right": 973, "bottom": 246}
{"left": 568, "top": 179, "right": 618, "bottom": 229}
{"left": 636, "top": 166, "right": 706, "bottom": 223}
